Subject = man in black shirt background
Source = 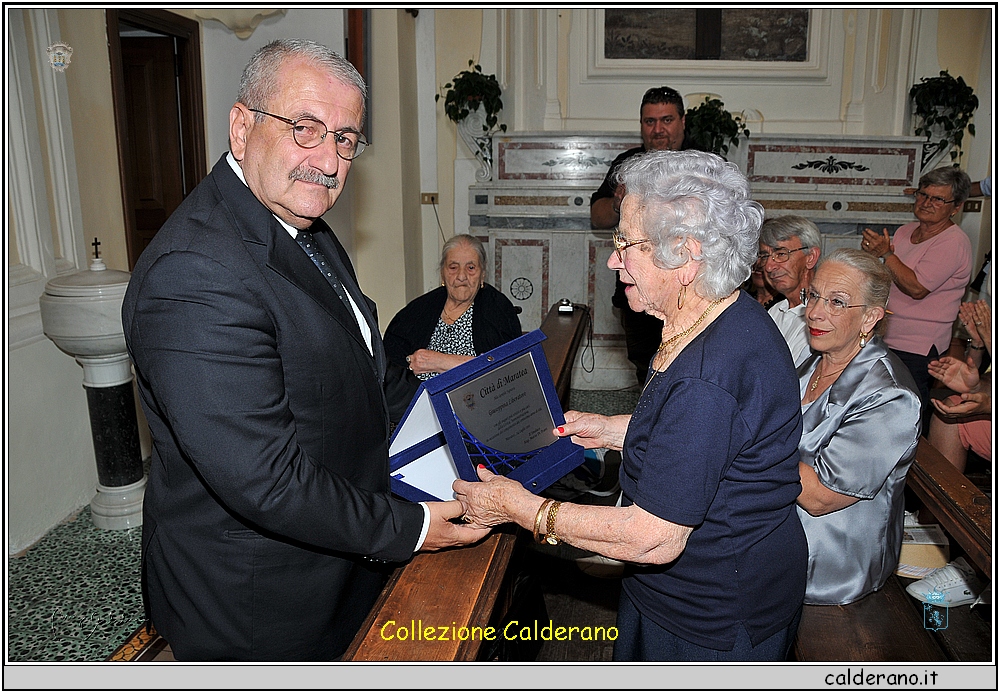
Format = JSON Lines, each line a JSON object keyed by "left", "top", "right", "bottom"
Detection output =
{"left": 591, "top": 86, "right": 692, "bottom": 384}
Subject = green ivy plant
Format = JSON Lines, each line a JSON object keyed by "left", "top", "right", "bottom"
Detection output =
{"left": 435, "top": 60, "right": 508, "bottom": 135}
{"left": 910, "top": 70, "right": 978, "bottom": 163}
{"left": 684, "top": 97, "right": 750, "bottom": 159}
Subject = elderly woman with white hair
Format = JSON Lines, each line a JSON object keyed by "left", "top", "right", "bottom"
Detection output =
{"left": 383, "top": 234, "right": 521, "bottom": 425}
{"left": 455, "top": 150, "right": 807, "bottom": 661}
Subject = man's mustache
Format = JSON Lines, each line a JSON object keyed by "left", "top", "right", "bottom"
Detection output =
{"left": 290, "top": 166, "right": 339, "bottom": 189}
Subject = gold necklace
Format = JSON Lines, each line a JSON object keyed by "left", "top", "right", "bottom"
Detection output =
{"left": 657, "top": 298, "right": 724, "bottom": 355}
{"left": 809, "top": 363, "right": 848, "bottom": 392}
{"left": 442, "top": 303, "right": 470, "bottom": 324}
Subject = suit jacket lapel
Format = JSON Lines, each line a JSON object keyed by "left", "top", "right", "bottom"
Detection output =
{"left": 211, "top": 155, "right": 383, "bottom": 381}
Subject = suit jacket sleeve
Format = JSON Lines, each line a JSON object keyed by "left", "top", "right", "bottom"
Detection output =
{"left": 127, "top": 248, "right": 423, "bottom": 563}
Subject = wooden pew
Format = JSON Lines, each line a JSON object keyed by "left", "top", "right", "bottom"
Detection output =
{"left": 345, "top": 304, "right": 590, "bottom": 661}
{"left": 906, "top": 437, "right": 991, "bottom": 580}
{"left": 538, "top": 303, "right": 591, "bottom": 406}
{"left": 794, "top": 575, "right": 946, "bottom": 661}
{"left": 795, "top": 437, "right": 991, "bottom": 661}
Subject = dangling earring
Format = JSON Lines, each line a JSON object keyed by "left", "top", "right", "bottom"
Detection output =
{"left": 859, "top": 330, "right": 871, "bottom": 348}
{"left": 677, "top": 284, "right": 687, "bottom": 310}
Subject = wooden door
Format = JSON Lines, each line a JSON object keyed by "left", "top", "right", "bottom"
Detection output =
{"left": 107, "top": 9, "right": 206, "bottom": 270}
{"left": 120, "top": 36, "right": 184, "bottom": 263}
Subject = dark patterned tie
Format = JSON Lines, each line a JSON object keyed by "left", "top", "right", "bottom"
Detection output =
{"left": 294, "top": 231, "right": 354, "bottom": 313}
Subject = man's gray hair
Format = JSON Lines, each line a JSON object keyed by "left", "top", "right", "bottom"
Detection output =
{"left": 238, "top": 39, "right": 366, "bottom": 121}
{"left": 439, "top": 234, "right": 487, "bottom": 272}
{"left": 615, "top": 150, "right": 764, "bottom": 300}
{"left": 759, "top": 215, "right": 821, "bottom": 252}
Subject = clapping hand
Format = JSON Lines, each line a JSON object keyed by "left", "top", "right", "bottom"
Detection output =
{"left": 927, "top": 355, "right": 981, "bottom": 395}
{"left": 861, "top": 227, "right": 892, "bottom": 258}
{"left": 972, "top": 301, "right": 991, "bottom": 355}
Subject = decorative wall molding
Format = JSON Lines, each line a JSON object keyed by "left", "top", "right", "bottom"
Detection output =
{"left": 8, "top": 10, "right": 84, "bottom": 350}
{"left": 30, "top": 9, "right": 86, "bottom": 275}
{"left": 189, "top": 9, "right": 284, "bottom": 39}
{"left": 585, "top": 9, "right": 832, "bottom": 84}
{"left": 8, "top": 10, "right": 54, "bottom": 348}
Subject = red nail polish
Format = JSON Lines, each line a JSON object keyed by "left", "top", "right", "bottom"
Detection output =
{"left": 478, "top": 464, "right": 485, "bottom": 469}
{"left": 557, "top": 426, "right": 565, "bottom": 434}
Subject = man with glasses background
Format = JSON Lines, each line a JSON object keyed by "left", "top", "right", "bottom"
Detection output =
{"left": 591, "top": 86, "right": 695, "bottom": 384}
{"left": 122, "top": 39, "right": 486, "bottom": 660}
{"left": 759, "top": 215, "right": 823, "bottom": 366}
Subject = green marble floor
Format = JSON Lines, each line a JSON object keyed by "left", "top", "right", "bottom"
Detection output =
{"left": 6, "top": 506, "right": 144, "bottom": 661}
{"left": 5, "top": 388, "right": 639, "bottom": 662}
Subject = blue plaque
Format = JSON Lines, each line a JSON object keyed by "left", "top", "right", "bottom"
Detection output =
{"left": 388, "top": 330, "right": 584, "bottom": 502}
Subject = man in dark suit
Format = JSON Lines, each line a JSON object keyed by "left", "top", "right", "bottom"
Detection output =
{"left": 122, "top": 39, "right": 487, "bottom": 661}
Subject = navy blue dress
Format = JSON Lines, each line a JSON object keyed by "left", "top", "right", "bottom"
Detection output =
{"left": 619, "top": 291, "right": 807, "bottom": 652}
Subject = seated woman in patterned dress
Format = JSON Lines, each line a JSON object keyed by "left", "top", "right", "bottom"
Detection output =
{"left": 383, "top": 234, "right": 522, "bottom": 425}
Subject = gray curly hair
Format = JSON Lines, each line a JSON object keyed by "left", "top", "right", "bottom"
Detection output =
{"left": 237, "top": 39, "right": 367, "bottom": 121}
{"left": 615, "top": 150, "right": 764, "bottom": 300}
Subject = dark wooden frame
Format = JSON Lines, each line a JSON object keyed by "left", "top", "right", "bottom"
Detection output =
{"left": 106, "top": 9, "right": 207, "bottom": 269}
{"left": 346, "top": 8, "right": 372, "bottom": 142}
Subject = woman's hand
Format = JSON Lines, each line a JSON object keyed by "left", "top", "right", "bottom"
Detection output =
{"left": 453, "top": 466, "right": 539, "bottom": 530}
{"left": 406, "top": 349, "right": 472, "bottom": 375}
{"left": 932, "top": 391, "right": 991, "bottom": 418}
{"left": 928, "top": 355, "right": 981, "bottom": 394}
{"left": 861, "top": 227, "right": 893, "bottom": 258}
{"left": 959, "top": 301, "right": 986, "bottom": 347}
{"left": 554, "top": 411, "right": 631, "bottom": 451}
{"left": 971, "top": 300, "right": 992, "bottom": 356}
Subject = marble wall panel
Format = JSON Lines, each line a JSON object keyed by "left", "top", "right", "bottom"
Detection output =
{"left": 493, "top": 133, "right": 640, "bottom": 182}
{"left": 493, "top": 235, "right": 549, "bottom": 331}
{"left": 549, "top": 231, "right": 588, "bottom": 309}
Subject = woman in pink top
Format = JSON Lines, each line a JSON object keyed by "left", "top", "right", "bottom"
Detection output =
{"left": 861, "top": 167, "right": 972, "bottom": 432}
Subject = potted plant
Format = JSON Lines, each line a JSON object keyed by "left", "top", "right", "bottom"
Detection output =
{"left": 436, "top": 60, "right": 507, "bottom": 180}
{"left": 910, "top": 70, "right": 978, "bottom": 167}
{"left": 684, "top": 96, "right": 750, "bottom": 160}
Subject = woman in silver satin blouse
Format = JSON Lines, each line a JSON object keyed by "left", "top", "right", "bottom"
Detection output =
{"left": 795, "top": 248, "right": 921, "bottom": 605}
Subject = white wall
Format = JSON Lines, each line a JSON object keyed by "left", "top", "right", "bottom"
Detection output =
{"left": 8, "top": 343, "right": 99, "bottom": 552}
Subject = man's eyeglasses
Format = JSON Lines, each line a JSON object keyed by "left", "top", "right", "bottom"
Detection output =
{"left": 249, "top": 109, "right": 368, "bottom": 160}
{"left": 612, "top": 228, "right": 651, "bottom": 261}
{"left": 758, "top": 247, "right": 807, "bottom": 264}
{"left": 800, "top": 289, "right": 866, "bottom": 317}
{"left": 914, "top": 190, "right": 955, "bottom": 207}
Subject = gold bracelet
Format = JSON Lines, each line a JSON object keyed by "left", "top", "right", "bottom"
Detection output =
{"left": 533, "top": 499, "right": 552, "bottom": 544}
{"left": 544, "top": 500, "right": 562, "bottom": 545}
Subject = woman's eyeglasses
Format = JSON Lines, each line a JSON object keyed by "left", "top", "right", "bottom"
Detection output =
{"left": 800, "top": 289, "right": 866, "bottom": 317}
{"left": 914, "top": 190, "right": 955, "bottom": 207}
{"left": 612, "top": 228, "right": 651, "bottom": 261}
